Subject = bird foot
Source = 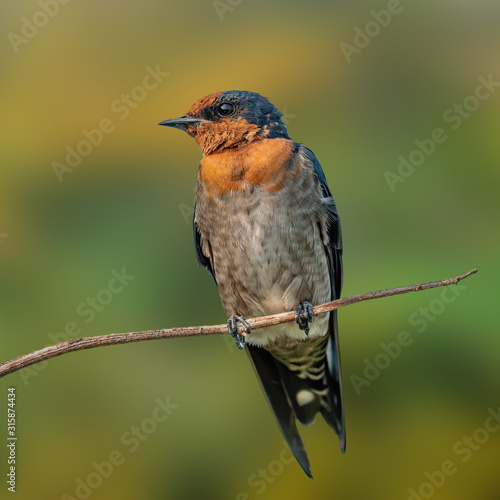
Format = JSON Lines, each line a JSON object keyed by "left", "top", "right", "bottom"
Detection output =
{"left": 227, "top": 316, "right": 251, "bottom": 350}
{"left": 296, "top": 301, "right": 314, "bottom": 335}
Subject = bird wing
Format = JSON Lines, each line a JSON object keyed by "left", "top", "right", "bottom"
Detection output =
{"left": 304, "top": 147, "right": 345, "bottom": 452}
{"left": 193, "top": 201, "right": 217, "bottom": 283}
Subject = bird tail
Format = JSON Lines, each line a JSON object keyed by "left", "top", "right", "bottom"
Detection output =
{"left": 245, "top": 311, "right": 345, "bottom": 477}
{"left": 245, "top": 344, "right": 313, "bottom": 477}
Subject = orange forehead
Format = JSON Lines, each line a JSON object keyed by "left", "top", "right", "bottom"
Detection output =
{"left": 188, "top": 92, "right": 223, "bottom": 116}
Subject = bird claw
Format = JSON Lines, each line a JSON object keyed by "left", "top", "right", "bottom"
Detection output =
{"left": 296, "top": 301, "right": 314, "bottom": 335}
{"left": 227, "top": 316, "right": 251, "bottom": 350}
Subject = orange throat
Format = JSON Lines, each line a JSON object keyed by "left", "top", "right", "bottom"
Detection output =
{"left": 199, "top": 138, "right": 298, "bottom": 197}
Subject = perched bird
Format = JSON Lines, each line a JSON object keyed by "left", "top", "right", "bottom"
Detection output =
{"left": 160, "top": 91, "right": 344, "bottom": 477}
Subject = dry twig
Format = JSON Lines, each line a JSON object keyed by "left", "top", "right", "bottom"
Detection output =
{"left": 0, "top": 269, "right": 477, "bottom": 378}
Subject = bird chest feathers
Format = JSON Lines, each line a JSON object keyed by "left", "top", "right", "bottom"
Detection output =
{"left": 194, "top": 144, "right": 332, "bottom": 341}
{"left": 197, "top": 138, "right": 300, "bottom": 197}
{"left": 195, "top": 142, "right": 327, "bottom": 256}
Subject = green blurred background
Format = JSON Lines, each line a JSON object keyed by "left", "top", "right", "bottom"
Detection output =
{"left": 1, "top": 1, "right": 499, "bottom": 499}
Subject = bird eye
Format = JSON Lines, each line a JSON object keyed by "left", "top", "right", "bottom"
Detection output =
{"left": 217, "top": 103, "right": 234, "bottom": 116}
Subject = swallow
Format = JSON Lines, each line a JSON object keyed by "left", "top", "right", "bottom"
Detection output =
{"left": 160, "top": 91, "right": 344, "bottom": 478}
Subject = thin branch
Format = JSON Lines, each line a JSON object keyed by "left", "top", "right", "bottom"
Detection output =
{"left": 0, "top": 269, "right": 477, "bottom": 378}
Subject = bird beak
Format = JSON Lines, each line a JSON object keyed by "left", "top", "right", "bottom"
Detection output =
{"left": 158, "top": 115, "right": 206, "bottom": 131}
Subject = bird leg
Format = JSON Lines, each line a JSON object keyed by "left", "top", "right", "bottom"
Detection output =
{"left": 296, "top": 301, "right": 314, "bottom": 335}
{"left": 227, "top": 315, "right": 251, "bottom": 350}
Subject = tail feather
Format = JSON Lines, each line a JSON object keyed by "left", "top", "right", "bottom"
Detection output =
{"left": 246, "top": 309, "right": 345, "bottom": 477}
{"left": 274, "top": 360, "right": 321, "bottom": 426}
{"left": 245, "top": 345, "right": 313, "bottom": 478}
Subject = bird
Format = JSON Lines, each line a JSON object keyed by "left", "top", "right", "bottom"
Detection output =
{"left": 159, "top": 91, "right": 344, "bottom": 478}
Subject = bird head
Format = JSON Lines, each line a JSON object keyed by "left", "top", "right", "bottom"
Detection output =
{"left": 159, "top": 91, "right": 290, "bottom": 155}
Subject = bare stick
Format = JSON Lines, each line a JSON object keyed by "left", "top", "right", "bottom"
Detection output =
{"left": 0, "top": 269, "right": 477, "bottom": 378}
